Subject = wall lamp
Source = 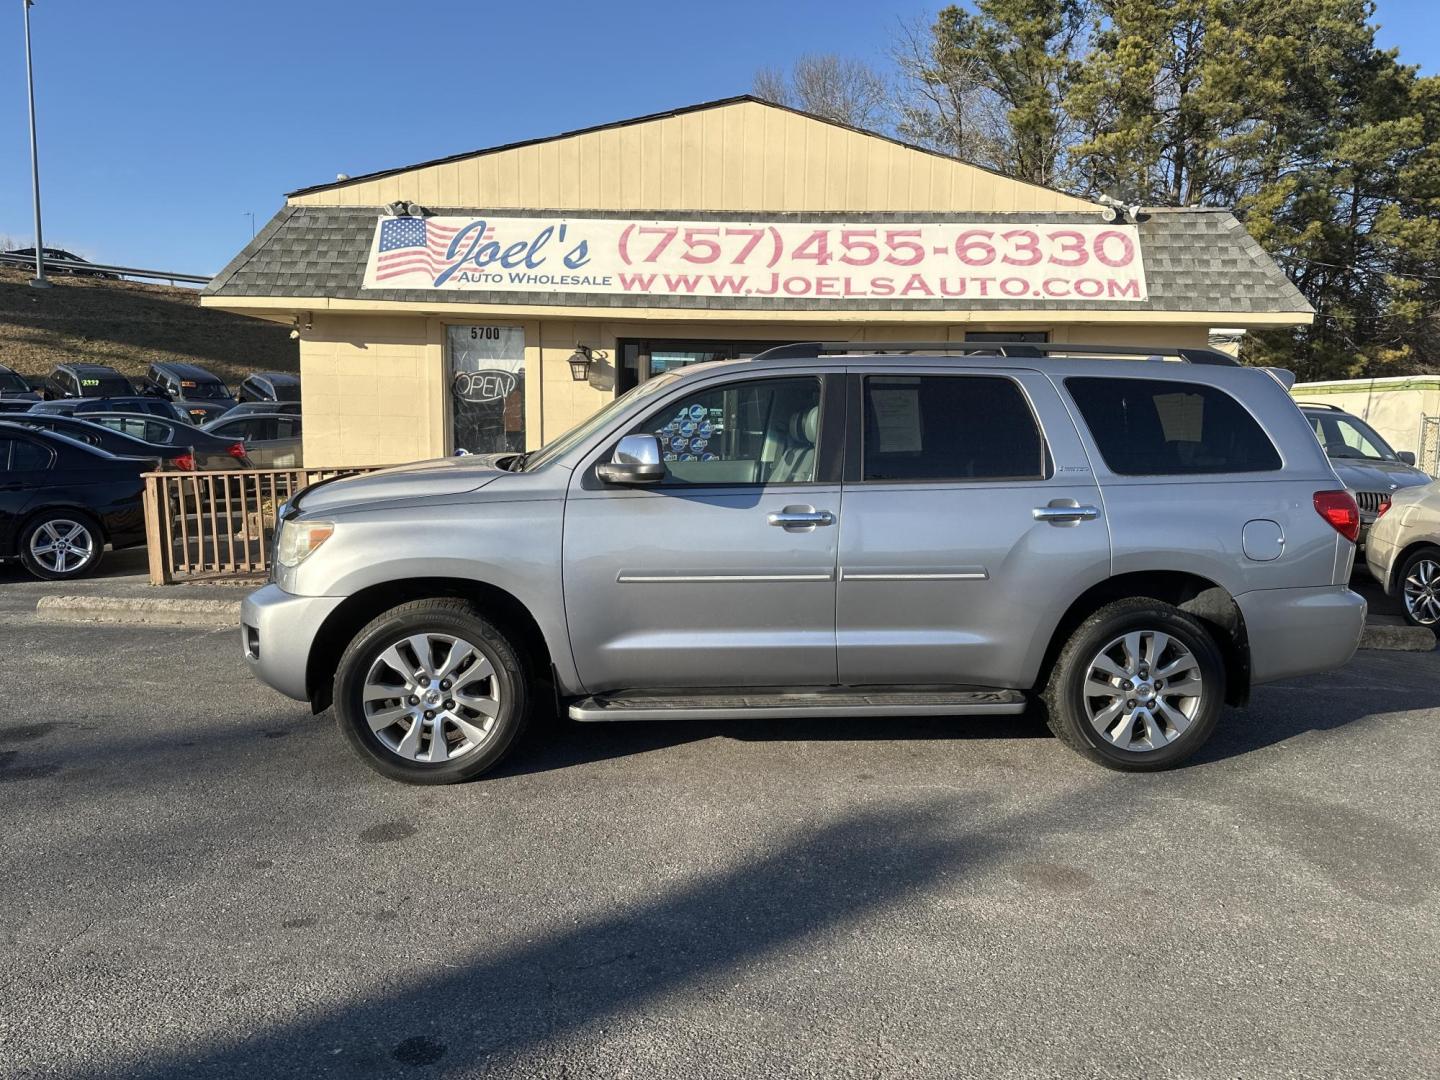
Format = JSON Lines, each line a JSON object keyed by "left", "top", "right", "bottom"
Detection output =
{"left": 568, "top": 345, "right": 596, "bottom": 381}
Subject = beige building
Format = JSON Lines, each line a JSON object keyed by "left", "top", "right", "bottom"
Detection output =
{"left": 203, "top": 96, "right": 1313, "bottom": 468}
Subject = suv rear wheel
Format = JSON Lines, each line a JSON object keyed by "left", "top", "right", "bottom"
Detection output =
{"left": 334, "top": 598, "right": 530, "bottom": 784}
{"left": 1043, "top": 598, "right": 1224, "bottom": 771}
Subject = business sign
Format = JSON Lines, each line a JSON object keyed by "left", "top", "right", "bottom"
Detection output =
{"left": 363, "top": 216, "right": 1147, "bottom": 302}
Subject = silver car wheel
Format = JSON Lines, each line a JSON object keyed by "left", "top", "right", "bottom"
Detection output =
{"left": 1403, "top": 557, "right": 1440, "bottom": 626}
{"left": 1082, "top": 630, "right": 1204, "bottom": 752}
{"left": 362, "top": 632, "right": 500, "bottom": 763}
{"left": 29, "top": 518, "right": 95, "bottom": 575}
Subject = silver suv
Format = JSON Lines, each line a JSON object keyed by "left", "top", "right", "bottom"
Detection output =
{"left": 241, "top": 342, "right": 1367, "bottom": 784}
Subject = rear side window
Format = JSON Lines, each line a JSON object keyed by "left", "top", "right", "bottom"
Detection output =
{"left": 1, "top": 436, "right": 53, "bottom": 470}
{"left": 862, "top": 375, "right": 1046, "bottom": 482}
{"left": 1066, "top": 377, "right": 1281, "bottom": 475}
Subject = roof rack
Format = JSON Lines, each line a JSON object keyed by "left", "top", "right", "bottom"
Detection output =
{"left": 1293, "top": 401, "right": 1342, "bottom": 410}
{"left": 749, "top": 340, "right": 1240, "bottom": 367}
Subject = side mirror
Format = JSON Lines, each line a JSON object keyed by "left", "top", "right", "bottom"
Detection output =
{"left": 596, "top": 434, "right": 666, "bottom": 485}
{"left": 1398, "top": 450, "right": 1417, "bottom": 466}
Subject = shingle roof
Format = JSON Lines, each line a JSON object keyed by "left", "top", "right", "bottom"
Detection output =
{"left": 205, "top": 206, "right": 1313, "bottom": 316}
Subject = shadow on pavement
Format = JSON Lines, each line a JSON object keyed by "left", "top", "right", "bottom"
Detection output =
{"left": 70, "top": 791, "right": 1036, "bottom": 1079}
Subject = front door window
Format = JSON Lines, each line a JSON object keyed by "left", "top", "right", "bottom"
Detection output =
{"left": 634, "top": 376, "right": 821, "bottom": 485}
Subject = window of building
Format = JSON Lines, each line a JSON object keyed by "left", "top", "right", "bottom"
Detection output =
{"left": 861, "top": 375, "right": 1047, "bottom": 482}
{"left": 1066, "top": 377, "right": 1282, "bottom": 475}
{"left": 634, "top": 376, "right": 821, "bottom": 485}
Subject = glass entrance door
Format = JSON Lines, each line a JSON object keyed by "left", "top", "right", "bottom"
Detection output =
{"left": 448, "top": 325, "right": 525, "bottom": 454}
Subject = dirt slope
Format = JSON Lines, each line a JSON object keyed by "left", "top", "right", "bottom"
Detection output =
{"left": 0, "top": 266, "right": 296, "bottom": 385}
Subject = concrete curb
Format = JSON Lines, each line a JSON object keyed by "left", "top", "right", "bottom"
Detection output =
{"left": 35, "top": 595, "right": 241, "bottom": 628}
{"left": 1359, "top": 622, "right": 1438, "bottom": 652}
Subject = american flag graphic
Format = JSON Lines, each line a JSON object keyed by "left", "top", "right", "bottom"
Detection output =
{"left": 374, "top": 218, "right": 490, "bottom": 281}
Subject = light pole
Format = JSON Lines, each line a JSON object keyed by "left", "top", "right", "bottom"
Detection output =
{"left": 244, "top": 211, "right": 255, "bottom": 238}
{"left": 22, "top": 0, "right": 49, "bottom": 288}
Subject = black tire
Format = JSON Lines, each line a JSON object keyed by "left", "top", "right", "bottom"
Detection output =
{"left": 334, "top": 598, "right": 531, "bottom": 785}
{"left": 1042, "top": 598, "right": 1225, "bottom": 772}
{"left": 17, "top": 510, "right": 103, "bottom": 581}
{"left": 1397, "top": 546, "right": 1440, "bottom": 630}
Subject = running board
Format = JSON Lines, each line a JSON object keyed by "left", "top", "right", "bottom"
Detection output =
{"left": 568, "top": 686, "right": 1027, "bottom": 722}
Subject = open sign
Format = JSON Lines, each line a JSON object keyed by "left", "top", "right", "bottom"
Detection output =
{"left": 452, "top": 369, "right": 518, "bottom": 404}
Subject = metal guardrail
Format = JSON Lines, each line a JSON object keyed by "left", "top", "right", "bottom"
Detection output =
{"left": 142, "top": 467, "right": 380, "bottom": 584}
{"left": 0, "top": 251, "right": 211, "bottom": 284}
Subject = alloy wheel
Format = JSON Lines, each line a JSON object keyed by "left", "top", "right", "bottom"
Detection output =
{"left": 1403, "top": 557, "right": 1440, "bottom": 626}
{"left": 1082, "top": 630, "right": 1204, "bottom": 752}
{"left": 362, "top": 633, "right": 500, "bottom": 763}
{"left": 29, "top": 519, "right": 95, "bottom": 575}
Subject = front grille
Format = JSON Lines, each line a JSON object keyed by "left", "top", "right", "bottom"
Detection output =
{"left": 1355, "top": 490, "right": 1389, "bottom": 514}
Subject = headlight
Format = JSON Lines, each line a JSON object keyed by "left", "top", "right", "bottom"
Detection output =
{"left": 275, "top": 519, "right": 334, "bottom": 567}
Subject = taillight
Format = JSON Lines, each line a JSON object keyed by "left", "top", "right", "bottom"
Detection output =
{"left": 1314, "top": 490, "right": 1361, "bottom": 543}
{"left": 227, "top": 442, "right": 247, "bottom": 459}
{"left": 172, "top": 453, "right": 196, "bottom": 471}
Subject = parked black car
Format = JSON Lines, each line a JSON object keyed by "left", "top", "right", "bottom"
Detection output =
{"left": 0, "top": 422, "right": 155, "bottom": 580}
{"left": 43, "top": 363, "right": 134, "bottom": 400}
{"left": 6, "top": 414, "right": 198, "bottom": 471}
{"left": 79, "top": 412, "right": 252, "bottom": 469}
{"left": 236, "top": 372, "right": 300, "bottom": 404}
{"left": 171, "top": 400, "right": 232, "bottom": 426}
{"left": 217, "top": 399, "right": 302, "bottom": 420}
{"left": 142, "top": 361, "right": 236, "bottom": 412}
{"left": 30, "top": 396, "right": 191, "bottom": 422}
{"left": 0, "top": 363, "right": 41, "bottom": 407}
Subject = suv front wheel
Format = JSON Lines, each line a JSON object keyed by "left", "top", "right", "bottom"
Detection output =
{"left": 1043, "top": 598, "right": 1225, "bottom": 771}
{"left": 334, "top": 598, "right": 531, "bottom": 784}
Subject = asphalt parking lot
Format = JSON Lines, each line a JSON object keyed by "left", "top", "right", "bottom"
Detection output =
{"left": 1, "top": 611, "right": 1437, "bottom": 1080}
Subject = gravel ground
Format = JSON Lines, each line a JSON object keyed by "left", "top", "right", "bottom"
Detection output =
{"left": 0, "top": 618, "right": 1437, "bottom": 1079}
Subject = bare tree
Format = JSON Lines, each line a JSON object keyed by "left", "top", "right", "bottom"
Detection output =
{"left": 752, "top": 54, "right": 892, "bottom": 131}
{"left": 890, "top": 15, "right": 1010, "bottom": 168}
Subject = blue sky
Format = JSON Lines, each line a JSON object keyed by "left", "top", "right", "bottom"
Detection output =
{"left": 3, "top": 0, "right": 1436, "bottom": 275}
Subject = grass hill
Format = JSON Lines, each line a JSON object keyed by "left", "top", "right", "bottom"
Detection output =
{"left": 0, "top": 266, "right": 296, "bottom": 385}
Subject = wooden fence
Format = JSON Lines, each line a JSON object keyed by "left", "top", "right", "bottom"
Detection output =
{"left": 141, "top": 467, "right": 381, "bottom": 584}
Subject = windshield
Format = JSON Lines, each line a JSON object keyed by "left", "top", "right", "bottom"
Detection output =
{"left": 183, "top": 381, "right": 231, "bottom": 400}
{"left": 81, "top": 376, "right": 132, "bottom": 397}
{"left": 0, "top": 371, "right": 30, "bottom": 393}
{"left": 522, "top": 374, "right": 680, "bottom": 472}
{"left": 1308, "top": 412, "right": 1398, "bottom": 462}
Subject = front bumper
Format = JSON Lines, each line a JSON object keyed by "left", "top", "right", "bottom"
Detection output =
{"left": 1236, "top": 585, "right": 1366, "bottom": 685}
{"left": 240, "top": 584, "right": 346, "bottom": 702}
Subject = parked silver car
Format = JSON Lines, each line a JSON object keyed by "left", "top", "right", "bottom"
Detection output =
{"left": 1365, "top": 479, "right": 1440, "bottom": 628}
{"left": 242, "top": 342, "right": 1367, "bottom": 784}
{"left": 1298, "top": 403, "right": 1430, "bottom": 543}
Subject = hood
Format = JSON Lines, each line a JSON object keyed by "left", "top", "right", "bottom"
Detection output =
{"left": 1329, "top": 458, "right": 1431, "bottom": 493}
{"left": 294, "top": 454, "right": 514, "bottom": 514}
{"left": 0, "top": 390, "right": 40, "bottom": 401}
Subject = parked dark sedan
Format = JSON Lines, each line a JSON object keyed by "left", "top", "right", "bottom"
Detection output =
{"left": 217, "top": 400, "right": 302, "bottom": 420}
{"left": 5, "top": 414, "right": 198, "bottom": 471}
{"left": 79, "top": 412, "right": 252, "bottom": 469}
{"left": 0, "top": 422, "right": 156, "bottom": 580}
{"left": 30, "top": 396, "right": 191, "bottom": 422}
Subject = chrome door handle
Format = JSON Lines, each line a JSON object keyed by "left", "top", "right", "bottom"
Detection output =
{"left": 768, "top": 510, "right": 835, "bottom": 528}
{"left": 1033, "top": 504, "right": 1100, "bottom": 523}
